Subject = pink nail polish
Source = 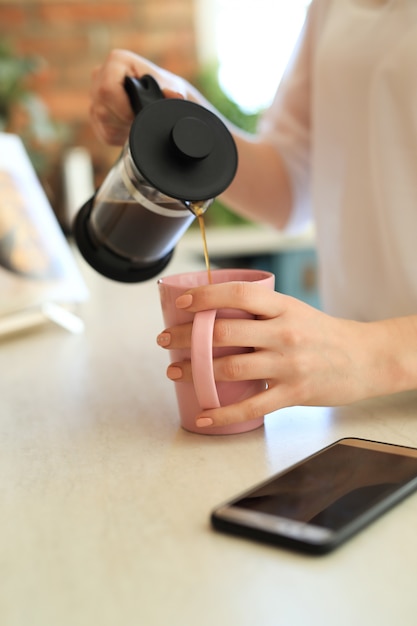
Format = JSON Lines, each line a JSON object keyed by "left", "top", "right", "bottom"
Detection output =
{"left": 176, "top": 293, "right": 193, "bottom": 309}
{"left": 167, "top": 366, "right": 182, "bottom": 380}
{"left": 157, "top": 332, "right": 171, "bottom": 346}
{"left": 196, "top": 417, "right": 214, "bottom": 428}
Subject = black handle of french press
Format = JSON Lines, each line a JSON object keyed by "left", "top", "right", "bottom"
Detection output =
{"left": 123, "top": 75, "right": 165, "bottom": 115}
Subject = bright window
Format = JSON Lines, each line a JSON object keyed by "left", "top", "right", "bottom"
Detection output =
{"left": 196, "top": 1, "right": 310, "bottom": 113}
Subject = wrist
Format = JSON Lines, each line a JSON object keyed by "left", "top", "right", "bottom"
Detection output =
{"left": 369, "top": 316, "right": 417, "bottom": 396}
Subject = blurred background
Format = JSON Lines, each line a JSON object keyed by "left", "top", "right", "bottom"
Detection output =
{"left": 0, "top": 0, "right": 318, "bottom": 306}
{"left": 0, "top": 0, "right": 309, "bottom": 224}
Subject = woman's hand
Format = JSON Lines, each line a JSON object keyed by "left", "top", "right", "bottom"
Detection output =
{"left": 89, "top": 49, "right": 194, "bottom": 145}
{"left": 157, "top": 281, "right": 417, "bottom": 429}
{"left": 88, "top": 49, "right": 292, "bottom": 229}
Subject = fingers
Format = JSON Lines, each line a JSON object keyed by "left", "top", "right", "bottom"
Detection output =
{"left": 164, "top": 354, "right": 291, "bottom": 430}
{"left": 163, "top": 89, "right": 185, "bottom": 100}
{"left": 194, "top": 386, "right": 294, "bottom": 429}
{"left": 157, "top": 318, "right": 275, "bottom": 352}
{"left": 175, "top": 281, "right": 287, "bottom": 319}
{"left": 89, "top": 49, "right": 190, "bottom": 145}
{"left": 90, "top": 52, "right": 139, "bottom": 142}
{"left": 166, "top": 349, "right": 282, "bottom": 385}
{"left": 155, "top": 283, "right": 306, "bottom": 431}
{"left": 156, "top": 321, "right": 192, "bottom": 349}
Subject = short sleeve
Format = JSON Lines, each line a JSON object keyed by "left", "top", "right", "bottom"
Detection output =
{"left": 258, "top": 3, "right": 318, "bottom": 232}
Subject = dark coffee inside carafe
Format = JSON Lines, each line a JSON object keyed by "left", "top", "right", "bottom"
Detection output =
{"left": 73, "top": 75, "right": 237, "bottom": 283}
{"left": 88, "top": 199, "right": 194, "bottom": 266}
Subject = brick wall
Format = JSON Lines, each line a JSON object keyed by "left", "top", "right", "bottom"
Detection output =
{"left": 0, "top": 0, "right": 199, "bottom": 218}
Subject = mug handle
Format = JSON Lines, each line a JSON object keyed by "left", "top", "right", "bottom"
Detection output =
{"left": 191, "top": 309, "right": 221, "bottom": 409}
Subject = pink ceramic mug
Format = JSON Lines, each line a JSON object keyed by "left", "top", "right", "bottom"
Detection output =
{"left": 157, "top": 268, "right": 275, "bottom": 435}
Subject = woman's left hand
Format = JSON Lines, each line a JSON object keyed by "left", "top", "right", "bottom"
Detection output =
{"left": 156, "top": 281, "right": 413, "bottom": 429}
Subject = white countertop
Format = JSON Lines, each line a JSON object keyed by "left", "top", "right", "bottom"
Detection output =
{"left": 1, "top": 236, "right": 416, "bottom": 626}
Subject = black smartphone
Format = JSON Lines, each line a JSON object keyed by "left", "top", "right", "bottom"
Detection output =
{"left": 211, "top": 437, "right": 417, "bottom": 555}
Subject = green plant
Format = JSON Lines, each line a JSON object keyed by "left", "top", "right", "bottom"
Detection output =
{"left": 197, "top": 62, "right": 260, "bottom": 133}
{"left": 195, "top": 63, "right": 261, "bottom": 227}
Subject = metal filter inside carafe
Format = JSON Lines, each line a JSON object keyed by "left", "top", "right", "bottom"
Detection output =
{"left": 73, "top": 75, "right": 238, "bottom": 282}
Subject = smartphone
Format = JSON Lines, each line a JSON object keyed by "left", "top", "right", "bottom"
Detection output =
{"left": 211, "top": 438, "right": 417, "bottom": 555}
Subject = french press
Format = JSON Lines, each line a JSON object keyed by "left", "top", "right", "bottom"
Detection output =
{"left": 73, "top": 75, "right": 238, "bottom": 282}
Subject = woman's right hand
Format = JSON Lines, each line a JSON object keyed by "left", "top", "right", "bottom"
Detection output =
{"left": 89, "top": 49, "right": 196, "bottom": 145}
{"left": 88, "top": 49, "right": 292, "bottom": 229}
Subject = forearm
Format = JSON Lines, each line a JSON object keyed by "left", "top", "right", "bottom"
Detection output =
{"left": 219, "top": 131, "right": 292, "bottom": 229}
{"left": 368, "top": 315, "right": 417, "bottom": 397}
{"left": 187, "top": 83, "right": 293, "bottom": 229}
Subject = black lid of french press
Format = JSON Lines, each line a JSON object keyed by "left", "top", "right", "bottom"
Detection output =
{"left": 126, "top": 77, "right": 238, "bottom": 202}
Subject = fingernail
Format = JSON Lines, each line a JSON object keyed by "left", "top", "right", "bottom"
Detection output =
{"left": 176, "top": 293, "right": 193, "bottom": 309}
{"left": 196, "top": 417, "right": 214, "bottom": 428}
{"left": 157, "top": 332, "right": 171, "bottom": 347}
{"left": 167, "top": 365, "right": 183, "bottom": 380}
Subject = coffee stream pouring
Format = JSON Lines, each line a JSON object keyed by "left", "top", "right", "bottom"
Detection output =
{"left": 73, "top": 75, "right": 238, "bottom": 282}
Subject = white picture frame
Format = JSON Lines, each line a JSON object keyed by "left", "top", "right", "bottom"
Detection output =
{"left": 0, "top": 132, "right": 88, "bottom": 336}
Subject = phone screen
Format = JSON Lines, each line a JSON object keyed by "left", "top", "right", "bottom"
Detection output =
{"left": 211, "top": 438, "right": 417, "bottom": 554}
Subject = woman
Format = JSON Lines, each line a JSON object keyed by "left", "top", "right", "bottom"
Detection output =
{"left": 90, "top": 0, "right": 417, "bottom": 429}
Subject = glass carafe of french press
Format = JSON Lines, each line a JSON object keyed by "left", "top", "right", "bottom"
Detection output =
{"left": 73, "top": 75, "right": 238, "bottom": 282}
